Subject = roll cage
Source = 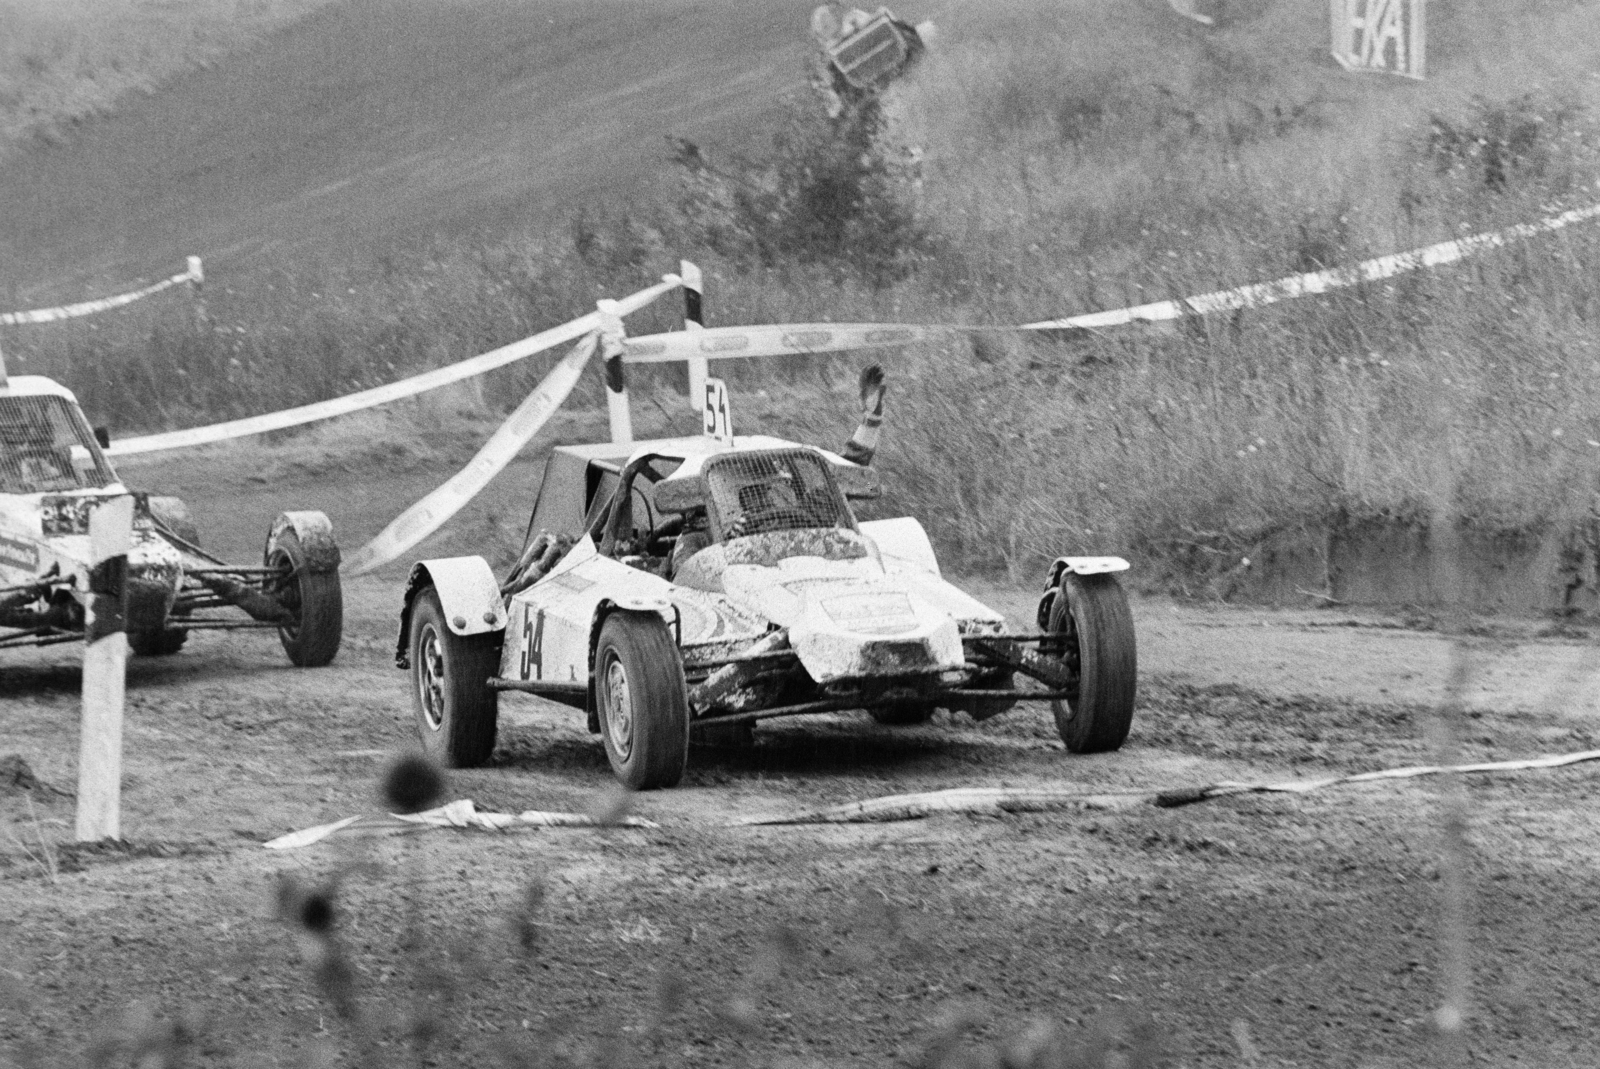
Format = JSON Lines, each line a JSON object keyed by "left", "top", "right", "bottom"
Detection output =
{"left": 0, "top": 393, "right": 117, "bottom": 495}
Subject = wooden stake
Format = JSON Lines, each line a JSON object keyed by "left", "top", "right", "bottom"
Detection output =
{"left": 76, "top": 495, "right": 133, "bottom": 842}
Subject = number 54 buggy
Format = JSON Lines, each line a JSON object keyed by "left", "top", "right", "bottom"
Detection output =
{"left": 396, "top": 373, "right": 1136, "bottom": 790}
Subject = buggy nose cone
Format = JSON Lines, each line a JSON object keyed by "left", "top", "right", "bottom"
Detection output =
{"left": 789, "top": 592, "right": 963, "bottom": 685}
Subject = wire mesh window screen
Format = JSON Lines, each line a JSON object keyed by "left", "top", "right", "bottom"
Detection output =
{"left": 0, "top": 395, "right": 115, "bottom": 494}
{"left": 704, "top": 450, "right": 851, "bottom": 539}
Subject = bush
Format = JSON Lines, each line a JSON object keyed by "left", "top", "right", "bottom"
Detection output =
{"left": 1427, "top": 93, "right": 1587, "bottom": 193}
{"left": 669, "top": 94, "right": 936, "bottom": 289}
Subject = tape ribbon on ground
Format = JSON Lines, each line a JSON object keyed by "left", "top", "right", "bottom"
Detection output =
{"left": 259, "top": 746, "right": 1600, "bottom": 843}
{"left": 736, "top": 746, "right": 1600, "bottom": 825}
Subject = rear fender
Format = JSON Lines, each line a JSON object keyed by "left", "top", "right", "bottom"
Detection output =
{"left": 266, "top": 511, "right": 340, "bottom": 573}
{"left": 1038, "top": 556, "right": 1131, "bottom": 629}
{"left": 395, "top": 557, "right": 507, "bottom": 669}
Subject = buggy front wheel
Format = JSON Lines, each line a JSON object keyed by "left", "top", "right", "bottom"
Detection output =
{"left": 595, "top": 612, "right": 690, "bottom": 790}
{"left": 267, "top": 528, "right": 343, "bottom": 667}
{"left": 409, "top": 587, "right": 500, "bottom": 768}
{"left": 1047, "top": 572, "right": 1137, "bottom": 753}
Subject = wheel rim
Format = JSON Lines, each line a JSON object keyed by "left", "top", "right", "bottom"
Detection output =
{"left": 271, "top": 548, "right": 302, "bottom": 640}
{"left": 1048, "top": 591, "right": 1083, "bottom": 721}
{"left": 417, "top": 624, "right": 446, "bottom": 731}
{"left": 602, "top": 652, "right": 634, "bottom": 760}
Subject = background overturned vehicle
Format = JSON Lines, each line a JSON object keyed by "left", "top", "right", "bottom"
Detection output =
{"left": 397, "top": 382, "right": 1137, "bottom": 789}
{"left": 0, "top": 374, "right": 343, "bottom": 665}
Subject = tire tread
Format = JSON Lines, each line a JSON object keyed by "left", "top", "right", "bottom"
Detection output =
{"left": 270, "top": 529, "right": 343, "bottom": 668}
{"left": 410, "top": 588, "right": 500, "bottom": 768}
{"left": 1050, "top": 572, "right": 1137, "bottom": 753}
{"left": 597, "top": 612, "right": 689, "bottom": 789}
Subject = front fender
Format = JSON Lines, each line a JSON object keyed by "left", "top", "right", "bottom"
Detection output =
{"left": 395, "top": 556, "right": 506, "bottom": 668}
{"left": 267, "top": 511, "right": 340, "bottom": 573}
{"left": 860, "top": 517, "right": 940, "bottom": 577}
{"left": 583, "top": 595, "right": 680, "bottom": 728}
{"left": 585, "top": 595, "right": 676, "bottom": 667}
{"left": 1038, "top": 556, "right": 1132, "bottom": 629}
{"left": 1051, "top": 556, "right": 1131, "bottom": 579}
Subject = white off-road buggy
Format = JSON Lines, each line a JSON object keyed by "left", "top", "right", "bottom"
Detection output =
{"left": 0, "top": 375, "right": 343, "bottom": 665}
{"left": 396, "top": 375, "right": 1136, "bottom": 789}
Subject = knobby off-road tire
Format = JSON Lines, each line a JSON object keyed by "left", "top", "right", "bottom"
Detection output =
{"left": 409, "top": 587, "right": 500, "bottom": 768}
{"left": 595, "top": 612, "right": 690, "bottom": 790}
{"left": 131, "top": 495, "right": 197, "bottom": 657}
{"left": 268, "top": 528, "right": 343, "bottom": 668}
{"left": 1047, "top": 572, "right": 1137, "bottom": 753}
{"left": 128, "top": 628, "right": 188, "bottom": 657}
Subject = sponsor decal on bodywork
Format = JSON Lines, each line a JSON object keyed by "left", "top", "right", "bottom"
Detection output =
{"left": 0, "top": 533, "right": 39, "bottom": 571}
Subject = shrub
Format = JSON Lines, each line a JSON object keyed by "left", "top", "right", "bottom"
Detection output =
{"left": 669, "top": 93, "right": 936, "bottom": 289}
{"left": 1427, "top": 93, "right": 1588, "bottom": 193}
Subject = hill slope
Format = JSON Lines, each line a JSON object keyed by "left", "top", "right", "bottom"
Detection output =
{"left": 0, "top": 0, "right": 809, "bottom": 301}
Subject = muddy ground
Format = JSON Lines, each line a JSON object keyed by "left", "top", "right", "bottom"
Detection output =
{"left": 4, "top": 435, "right": 1600, "bottom": 1068}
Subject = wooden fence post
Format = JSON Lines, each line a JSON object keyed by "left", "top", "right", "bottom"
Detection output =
{"left": 76, "top": 495, "right": 133, "bottom": 843}
{"left": 680, "top": 260, "right": 707, "bottom": 412}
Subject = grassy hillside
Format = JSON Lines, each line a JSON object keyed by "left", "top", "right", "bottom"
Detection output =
{"left": 5, "top": 0, "right": 1600, "bottom": 584}
{"left": 0, "top": 0, "right": 810, "bottom": 300}
{"left": 0, "top": 0, "right": 335, "bottom": 154}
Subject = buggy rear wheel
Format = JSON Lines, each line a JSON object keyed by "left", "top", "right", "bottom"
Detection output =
{"left": 691, "top": 719, "right": 755, "bottom": 749}
{"left": 595, "top": 612, "right": 689, "bottom": 790}
{"left": 1047, "top": 572, "right": 1137, "bottom": 753}
{"left": 267, "top": 528, "right": 343, "bottom": 667}
{"left": 409, "top": 587, "right": 500, "bottom": 768}
{"left": 869, "top": 702, "right": 934, "bottom": 726}
{"left": 128, "top": 628, "right": 187, "bottom": 657}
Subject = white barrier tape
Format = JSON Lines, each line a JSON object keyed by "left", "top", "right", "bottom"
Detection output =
{"left": 264, "top": 798, "right": 658, "bottom": 849}
{"left": 1177, "top": 745, "right": 1600, "bottom": 802}
{"left": 106, "top": 274, "right": 681, "bottom": 457}
{"left": 340, "top": 333, "right": 598, "bottom": 575}
{"left": 1022, "top": 201, "right": 1600, "bottom": 330}
{"left": 1, "top": 261, "right": 201, "bottom": 326}
{"left": 103, "top": 198, "right": 1600, "bottom": 457}
{"left": 624, "top": 322, "right": 955, "bottom": 364}
{"left": 620, "top": 203, "right": 1600, "bottom": 362}
{"left": 737, "top": 745, "right": 1600, "bottom": 825}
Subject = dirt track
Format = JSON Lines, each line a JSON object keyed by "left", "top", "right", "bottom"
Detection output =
{"left": 5, "top": 519, "right": 1600, "bottom": 1066}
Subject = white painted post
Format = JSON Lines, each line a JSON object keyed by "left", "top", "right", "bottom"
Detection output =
{"left": 597, "top": 300, "right": 632, "bottom": 445}
{"left": 680, "top": 260, "right": 707, "bottom": 412}
{"left": 187, "top": 255, "right": 207, "bottom": 327}
{"left": 77, "top": 495, "right": 134, "bottom": 842}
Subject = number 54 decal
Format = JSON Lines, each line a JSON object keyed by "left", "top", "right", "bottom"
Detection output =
{"left": 702, "top": 377, "right": 733, "bottom": 443}
{"left": 520, "top": 607, "right": 546, "bottom": 680}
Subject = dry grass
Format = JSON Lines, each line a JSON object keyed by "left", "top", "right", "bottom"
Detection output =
{"left": 0, "top": 0, "right": 334, "bottom": 152}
